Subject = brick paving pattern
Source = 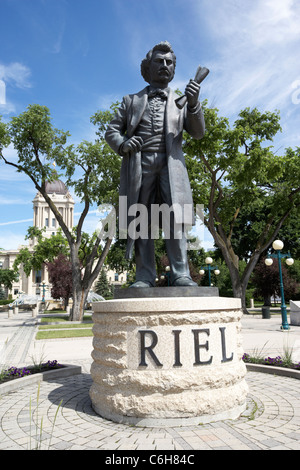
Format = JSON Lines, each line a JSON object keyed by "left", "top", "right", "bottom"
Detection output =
{"left": 1, "top": 370, "right": 300, "bottom": 450}
{"left": 1, "top": 309, "right": 300, "bottom": 451}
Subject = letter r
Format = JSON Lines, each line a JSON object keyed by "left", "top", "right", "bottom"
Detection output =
{"left": 139, "top": 330, "right": 163, "bottom": 367}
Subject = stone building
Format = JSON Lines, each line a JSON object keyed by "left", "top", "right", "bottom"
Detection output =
{"left": 0, "top": 180, "right": 124, "bottom": 299}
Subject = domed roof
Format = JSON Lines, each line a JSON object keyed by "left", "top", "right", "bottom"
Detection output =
{"left": 45, "top": 180, "right": 68, "bottom": 195}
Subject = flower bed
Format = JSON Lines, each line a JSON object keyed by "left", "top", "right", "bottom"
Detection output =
{"left": 243, "top": 353, "right": 300, "bottom": 370}
{"left": 0, "top": 360, "right": 62, "bottom": 384}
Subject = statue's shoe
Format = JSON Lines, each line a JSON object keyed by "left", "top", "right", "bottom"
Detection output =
{"left": 172, "top": 277, "right": 197, "bottom": 287}
{"left": 129, "top": 281, "right": 153, "bottom": 288}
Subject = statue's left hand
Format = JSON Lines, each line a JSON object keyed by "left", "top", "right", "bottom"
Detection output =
{"left": 185, "top": 79, "right": 200, "bottom": 108}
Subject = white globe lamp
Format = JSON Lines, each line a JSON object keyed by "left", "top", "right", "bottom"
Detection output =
{"left": 272, "top": 240, "right": 284, "bottom": 251}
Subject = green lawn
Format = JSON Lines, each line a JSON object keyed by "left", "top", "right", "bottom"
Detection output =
{"left": 37, "top": 313, "right": 93, "bottom": 339}
{"left": 36, "top": 328, "right": 93, "bottom": 340}
{"left": 38, "top": 323, "right": 92, "bottom": 330}
{"left": 41, "top": 313, "right": 93, "bottom": 323}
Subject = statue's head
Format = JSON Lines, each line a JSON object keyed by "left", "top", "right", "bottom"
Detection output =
{"left": 141, "top": 41, "right": 176, "bottom": 85}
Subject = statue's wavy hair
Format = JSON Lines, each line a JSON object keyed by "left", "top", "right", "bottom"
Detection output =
{"left": 140, "top": 41, "right": 176, "bottom": 84}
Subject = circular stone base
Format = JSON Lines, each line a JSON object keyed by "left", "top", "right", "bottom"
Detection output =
{"left": 90, "top": 296, "right": 248, "bottom": 426}
{"left": 91, "top": 402, "right": 247, "bottom": 428}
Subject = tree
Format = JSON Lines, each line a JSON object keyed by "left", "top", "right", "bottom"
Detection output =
{"left": 46, "top": 254, "right": 73, "bottom": 309}
{"left": 184, "top": 102, "right": 300, "bottom": 312}
{"left": 0, "top": 269, "right": 19, "bottom": 291}
{"left": 252, "top": 257, "right": 299, "bottom": 305}
{"left": 13, "top": 227, "right": 69, "bottom": 277}
{"left": 0, "top": 286, "right": 5, "bottom": 300}
{"left": 0, "top": 104, "right": 120, "bottom": 320}
{"left": 94, "top": 269, "right": 113, "bottom": 299}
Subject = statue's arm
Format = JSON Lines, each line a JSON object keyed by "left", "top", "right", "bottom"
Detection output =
{"left": 184, "top": 80, "right": 205, "bottom": 140}
{"left": 105, "top": 98, "right": 129, "bottom": 155}
{"left": 105, "top": 97, "right": 143, "bottom": 156}
{"left": 184, "top": 102, "right": 205, "bottom": 140}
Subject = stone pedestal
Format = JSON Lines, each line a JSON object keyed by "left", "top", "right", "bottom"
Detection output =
{"left": 90, "top": 296, "right": 248, "bottom": 426}
{"left": 290, "top": 300, "right": 300, "bottom": 326}
{"left": 113, "top": 285, "right": 219, "bottom": 299}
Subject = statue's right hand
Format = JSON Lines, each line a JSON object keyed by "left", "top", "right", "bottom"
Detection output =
{"left": 122, "top": 136, "right": 143, "bottom": 155}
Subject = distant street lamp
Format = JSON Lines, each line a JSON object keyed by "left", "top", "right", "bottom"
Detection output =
{"left": 160, "top": 265, "right": 171, "bottom": 286}
{"left": 39, "top": 281, "right": 48, "bottom": 304}
{"left": 199, "top": 257, "right": 220, "bottom": 286}
{"left": 265, "top": 239, "right": 294, "bottom": 330}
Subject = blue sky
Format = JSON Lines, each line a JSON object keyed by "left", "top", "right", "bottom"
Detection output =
{"left": 0, "top": 0, "right": 300, "bottom": 250}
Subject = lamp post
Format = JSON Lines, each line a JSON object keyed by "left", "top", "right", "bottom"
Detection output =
{"left": 160, "top": 265, "right": 171, "bottom": 286}
{"left": 39, "top": 281, "right": 48, "bottom": 304}
{"left": 265, "top": 239, "right": 294, "bottom": 331}
{"left": 199, "top": 257, "right": 220, "bottom": 287}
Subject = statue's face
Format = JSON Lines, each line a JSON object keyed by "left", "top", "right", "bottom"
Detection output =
{"left": 149, "top": 51, "right": 175, "bottom": 86}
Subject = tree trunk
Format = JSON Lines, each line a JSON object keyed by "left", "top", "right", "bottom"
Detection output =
{"left": 214, "top": 239, "right": 249, "bottom": 314}
{"left": 69, "top": 244, "right": 85, "bottom": 321}
{"left": 64, "top": 296, "right": 69, "bottom": 311}
{"left": 68, "top": 236, "right": 113, "bottom": 321}
{"left": 70, "top": 285, "right": 88, "bottom": 322}
{"left": 231, "top": 281, "right": 248, "bottom": 315}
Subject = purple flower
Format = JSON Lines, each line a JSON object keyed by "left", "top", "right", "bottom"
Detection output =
{"left": 45, "top": 360, "right": 61, "bottom": 369}
{"left": 263, "top": 356, "right": 283, "bottom": 366}
{"left": 5, "top": 366, "right": 31, "bottom": 378}
{"left": 242, "top": 353, "right": 250, "bottom": 362}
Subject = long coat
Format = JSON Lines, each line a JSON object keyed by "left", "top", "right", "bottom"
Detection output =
{"left": 105, "top": 86, "right": 205, "bottom": 259}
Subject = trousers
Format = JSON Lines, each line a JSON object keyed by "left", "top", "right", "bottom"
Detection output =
{"left": 135, "top": 152, "right": 192, "bottom": 286}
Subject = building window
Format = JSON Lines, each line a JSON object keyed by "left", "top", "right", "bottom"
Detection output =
{"left": 45, "top": 218, "right": 49, "bottom": 227}
{"left": 52, "top": 218, "right": 56, "bottom": 227}
{"left": 35, "top": 270, "right": 42, "bottom": 284}
{"left": 114, "top": 273, "right": 119, "bottom": 282}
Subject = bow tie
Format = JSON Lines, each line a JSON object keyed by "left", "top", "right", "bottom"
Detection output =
{"left": 148, "top": 88, "right": 169, "bottom": 99}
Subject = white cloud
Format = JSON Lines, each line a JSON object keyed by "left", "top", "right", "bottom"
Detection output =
{"left": 96, "top": 93, "right": 122, "bottom": 111}
{"left": 50, "top": 21, "right": 65, "bottom": 54}
{"left": 197, "top": 0, "right": 300, "bottom": 119}
{"left": 0, "top": 62, "right": 31, "bottom": 114}
{"left": 0, "top": 62, "right": 32, "bottom": 89}
{"left": 0, "top": 231, "right": 27, "bottom": 250}
{"left": 0, "top": 197, "right": 31, "bottom": 206}
{"left": 0, "top": 163, "right": 30, "bottom": 182}
{"left": 0, "top": 218, "right": 32, "bottom": 226}
{"left": 0, "top": 100, "right": 16, "bottom": 115}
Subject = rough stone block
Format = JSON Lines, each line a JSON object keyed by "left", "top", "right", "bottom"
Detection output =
{"left": 90, "top": 296, "right": 248, "bottom": 426}
{"left": 290, "top": 300, "right": 300, "bottom": 326}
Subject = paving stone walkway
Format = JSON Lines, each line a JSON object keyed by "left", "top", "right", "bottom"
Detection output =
{"left": 1, "top": 309, "right": 300, "bottom": 452}
{"left": 1, "top": 370, "right": 300, "bottom": 451}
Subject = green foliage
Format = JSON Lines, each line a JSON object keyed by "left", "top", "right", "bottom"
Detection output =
{"left": 13, "top": 228, "right": 69, "bottom": 276}
{"left": 89, "top": 104, "right": 122, "bottom": 207}
{"left": 184, "top": 102, "right": 300, "bottom": 308}
{"left": 105, "top": 236, "right": 134, "bottom": 274}
{"left": 0, "top": 102, "right": 123, "bottom": 320}
{"left": 1, "top": 104, "right": 70, "bottom": 185}
{"left": 94, "top": 269, "right": 114, "bottom": 299}
{"left": 252, "top": 258, "right": 299, "bottom": 303}
{"left": 0, "top": 287, "right": 6, "bottom": 300}
{"left": 0, "top": 117, "right": 10, "bottom": 148}
{"left": 0, "top": 269, "right": 19, "bottom": 290}
{"left": 184, "top": 103, "right": 300, "bottom": 241}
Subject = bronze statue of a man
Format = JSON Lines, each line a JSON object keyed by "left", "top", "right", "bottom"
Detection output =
{"left": 105, "top": 41, "right": 205, "bottom": 287}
